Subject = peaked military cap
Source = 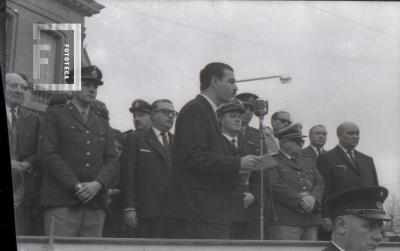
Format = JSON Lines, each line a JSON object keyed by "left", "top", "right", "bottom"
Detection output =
{"left": 327, "top": 186, "right": 391, "bottom": 221}
{"left": 235, "top": 92, "right": 259, "bottom": 108}
{"left": 66, "top": 65, "right": 103, "bottom": 86}
{"left": 129, "top": 99, "right": 151, "bottom": 113}
{"left": 217, "top": 98, "right": 245, "bottom": 116}
{"left": 275, "top": 122, "right": 306, "bottom": 140}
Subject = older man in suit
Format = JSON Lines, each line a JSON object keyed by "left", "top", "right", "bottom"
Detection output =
{"left": 120, "top": 99, "right": 176, "bottom": 238}
{"left": 168, "top": 62, "right": 260, "bottom": 239}
{"left": 317, "top": 122, "right": 379, "bottom": 239}
{"left": 38, "top": 66, "right": 118, "bottom": 237}
{"left": 6, "top": 73, "right": 40, "bottom": 235}
{"left": 303, "top": 125, "right": 327, "bottom": 164}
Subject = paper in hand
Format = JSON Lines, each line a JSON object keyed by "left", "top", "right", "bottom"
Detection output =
{"left": 253, "top": 153, "right": 278, "bottom": 170}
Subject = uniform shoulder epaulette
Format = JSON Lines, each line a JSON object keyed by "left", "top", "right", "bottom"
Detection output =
{"left": 269, "top": 152, "right": 280, "bottom": 157}
{"left": 47, "top": 103, "right": 67, "bottom": 110}
{"left": 301, "top": 151, "right": 313, "bottom": 158}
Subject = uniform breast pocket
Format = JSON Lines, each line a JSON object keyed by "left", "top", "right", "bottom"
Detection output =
{"left": 59, "top": 124, "right": 84, "bottom": 144}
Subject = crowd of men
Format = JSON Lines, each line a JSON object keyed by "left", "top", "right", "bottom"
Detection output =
{"left": 6, "top": 62, "right": 393, "bottom": 250}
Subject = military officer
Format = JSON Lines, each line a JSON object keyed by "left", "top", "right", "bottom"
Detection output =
{"left": 129, "top": 99, "right": 152, "bottom": 131}
{"left": 269, "top": 123, "right": 324, "bottom": 240}
{"left": 38, "top": 65, "right": 118, "bottom": 237}
{"left": 322, "top": 186, "right": 391, "bottom": 251}
{"left": 235, "top": 92, "right": 268, "bottom": 239}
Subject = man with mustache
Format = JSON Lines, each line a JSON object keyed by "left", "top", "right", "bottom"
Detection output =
{"left": 129, "top": 99, "right": 152, "bottom": 131}
{"left": 38, "top": 65, "right": 118, "bottom": 237}
{"left": 169, "top": 62, "right": 260, "bottom": 239}
{"left": 120, "top": 99, "right": 176, "bottom": 238}
{"left": 317, "top": 122, "right": 379, "bottom": 239}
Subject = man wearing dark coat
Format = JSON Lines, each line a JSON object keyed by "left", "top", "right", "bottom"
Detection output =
{"left": 6, "top": 73, "right": 40, "bottom": 235}
{"left": 168, "top": 62, "right": 260, "bottom": 239}
{"left": 317, "top": 122, "right": 379, "bottom": 239}
{"left": 269, "top": 123, "right": 324, "bottom": 240}
{"left": 120, "top": 99, "right": 176, "bottom": 238}
{"left": 216, "top": 99, "right": 256, "bottom": 240}
{"left": 38, "top": 65, "right": 118, "bottom": 237}
{"left": 303, "top": 125, "right": 327, "bottom": 164}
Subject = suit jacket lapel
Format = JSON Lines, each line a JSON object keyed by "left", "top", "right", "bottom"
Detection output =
{"left": 145, "top": 128, "right": 169, "bottom": 162}
{"left": 196, "top": 95, "right": 227, "bottom": 152}
{"left": 335, "top": 146, "right": 359, "bottom": 175}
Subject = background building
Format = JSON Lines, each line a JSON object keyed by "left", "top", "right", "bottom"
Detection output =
{"left": 5, "top": 0, "right": 104, "bottom": 112}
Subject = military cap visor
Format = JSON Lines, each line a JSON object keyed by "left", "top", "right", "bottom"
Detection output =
{"left": 129, "top": 99, "right": 151, "bottom": 113}
{"left": 236, "top": 92, "right": 259, "bottom": 108}
{"left": 327, "top": 186, "right": 391, "bottom": 221}
{"left": 275, "top": 123, "right": 307, "bottom": 140}
{"left": 66, "top": 65, "right": 103, "bottom": 86}
{"left": 217, "top": 98, "right": 245, "bottom": 116}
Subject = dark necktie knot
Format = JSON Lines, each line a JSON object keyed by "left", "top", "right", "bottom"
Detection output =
{"left": 161, "top": 132, "right": 169, "bottom": 148}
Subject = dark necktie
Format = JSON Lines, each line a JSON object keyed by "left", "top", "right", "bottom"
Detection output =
{"left": 348, "top": 150, "right": 357, "bottom": 167}
{"left": 231, "top": 138, "right": 237, "bottom": 149}
{"left": 317, "top": 148, "right": 322, "bottom": 156}
{"left": 161, "top": 132, "right": 171, "bottom": 165}
{"left": 11, "top": 107, "right": 17, "bottom": 128}
{"left": 10, "top": 107, "right": 18, "bottom": 158}
{"left": 161, "top": 132, "right": 170, "bottom": 150}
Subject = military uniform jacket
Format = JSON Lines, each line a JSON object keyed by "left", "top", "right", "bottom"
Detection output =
{"left": 168, "top": 95, "right": 240, "bottom": 225}
{"left": 39, "top": 103, "right": 118, "bottom": 209}
{"left": 270, "top": 151, "right": 324, "bottom": 226}
{"left": 120, "top": 128, "right": 173, "bottom": 218}
{"left": 241, "top": 126, "right": 269, "bottom": 222}
{"left": 317, "top": 145, "right": 378, "bottom": 218}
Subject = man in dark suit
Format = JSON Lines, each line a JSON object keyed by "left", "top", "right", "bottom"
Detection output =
{"left": 120, "top": 99, "right": 176, "bottom": 238}
{"left": 317, "top": 122, "right": 379, "bottom": 240}
{"left": 6, "top": 73, "right": 40, "bottom": 235}
{"left": 216, "top": 99, "right": 256, "bottom": 240}
{"left": 129, "top": 99, "right": 152, "bottom": 131}
{"left": 321, "top": 186, "right": 390, "bottom": 251}
{"left": 38, "top": 65, "right": 118, "bottom": 237}
{"left": 168, "top": 62, "right": 260, "bottom": 239}
{"left": 303, "top": 125, "right": 327, "bottom": 164}
{"left": 270, "top": 123, "right": 324, "bottom": 240}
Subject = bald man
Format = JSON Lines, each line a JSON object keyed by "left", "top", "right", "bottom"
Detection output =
{"left": 317, "top": 122, "right": 379, "bottom": 239}
{"left": 6, "top": 73, "right": 41, "bottom": 235}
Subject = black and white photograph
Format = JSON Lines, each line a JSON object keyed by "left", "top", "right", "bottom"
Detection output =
{"left": 1, "top": 0, "right": 400, "bottom": 250}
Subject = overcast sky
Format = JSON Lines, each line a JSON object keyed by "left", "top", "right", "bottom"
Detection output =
{"left": 85, "top": 1, "right": 400, "bottom": 194}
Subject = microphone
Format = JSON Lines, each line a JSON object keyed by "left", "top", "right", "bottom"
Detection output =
{"left": 254, "top": 99, "right": 268, "bottom": 117}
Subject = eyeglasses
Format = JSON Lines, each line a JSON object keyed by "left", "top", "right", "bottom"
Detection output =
{"left": 278, "top": 119, "right": 292, "bottom": 125}
{"left": 154, "top": 109, "right": 178, "bottom": 117}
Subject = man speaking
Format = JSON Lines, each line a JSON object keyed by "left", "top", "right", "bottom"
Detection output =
{"left": 169, "top": 62, "right": 260, "bottom": 239}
